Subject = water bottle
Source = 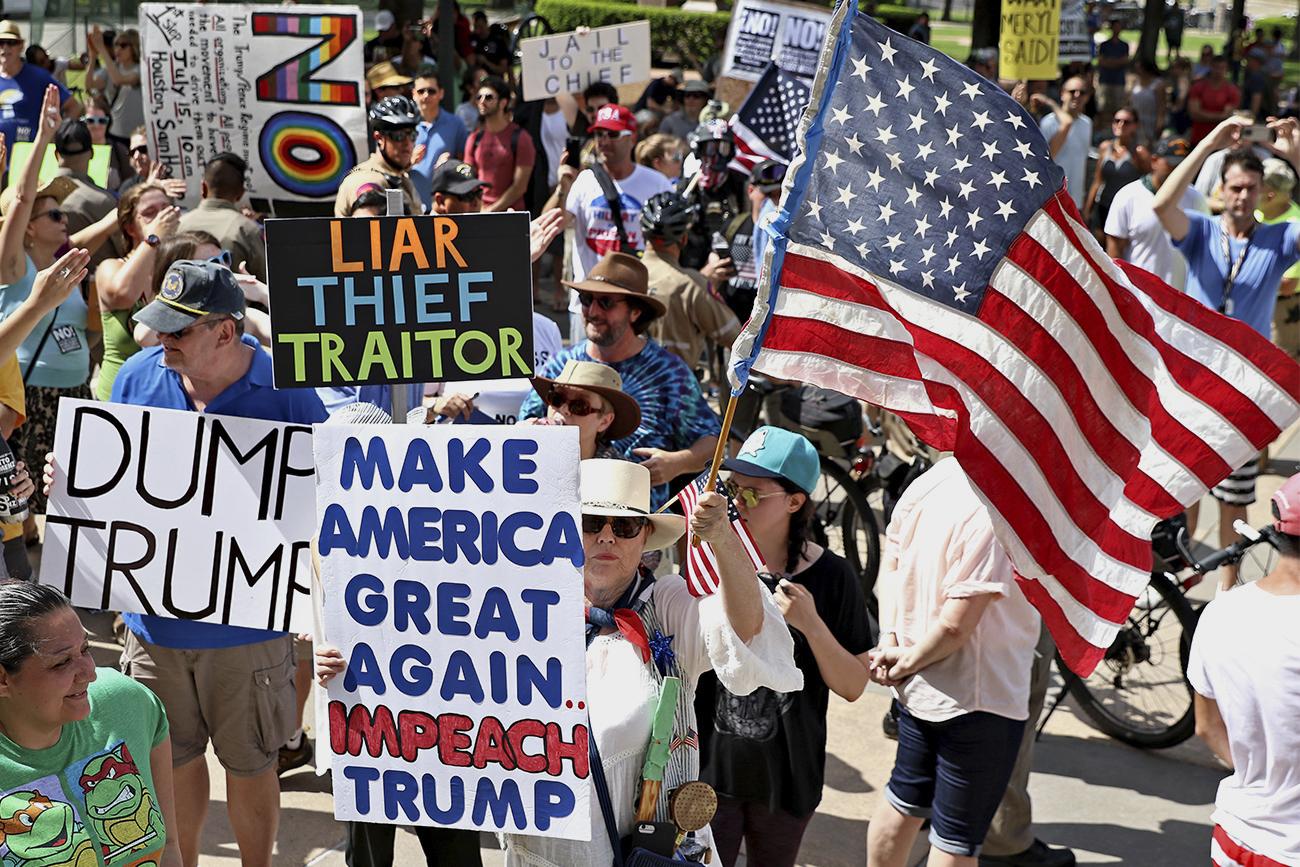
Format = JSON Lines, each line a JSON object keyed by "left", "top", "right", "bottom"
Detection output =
{"left": 0, "top": 438, "right": 30, "bottom": 525}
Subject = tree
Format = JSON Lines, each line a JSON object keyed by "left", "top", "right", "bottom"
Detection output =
{"left": 941, "top": 0, "right": 956, "bottom": 23}
{"left": 972, "top": 0, "right": 999, "bottom": 49}
{"left": 1135, "top": 0, "right": 1164, "bottom": 66}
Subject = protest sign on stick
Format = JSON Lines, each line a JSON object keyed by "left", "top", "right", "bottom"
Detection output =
{"left": 41, "top": 399, "right": 316, "bottom": 632}
{"left": 139, "top": 3, "right": 367, "bottom": 206}
{"left": 1057, "top": 0, "right": 1092, "bottom": 65}
{"left": 10, "top": 143, "right": 112, "bottom": 189}
{"left": 314, "top": 424, "right": 590, "bottom": 838}
{"left": 720, "top": 0, "right": 833, "bottom": 82}
{"left": 266, "top": 212, "right": 534, "bottom": 388}
{"left": 519, "top": 21, "right": 651, "bottom": 103}
{"left": 999, "top": 0, "right": 1061, "bottom": 80}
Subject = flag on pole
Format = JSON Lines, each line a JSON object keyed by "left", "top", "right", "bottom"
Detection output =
{"left": 728, "top": 1, "right": 1300, "bottom": 675}
{"left": 729, "top": 62, "right": 811, "bottom": 175}
{"left": 678, "top": 471, "right": 767, "bottom": 598}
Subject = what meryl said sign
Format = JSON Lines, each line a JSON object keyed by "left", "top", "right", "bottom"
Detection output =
{"left": 315, "top": 425, "right": 590, "bottom": 839}
{"left": 518, "top": 21, "right": 651, "bottom": 103}
{"left": 41, "top": 400, "right": 314, "bottom": 632}
{"left": 267, "top": 212, "right": 533, "bottom": 388}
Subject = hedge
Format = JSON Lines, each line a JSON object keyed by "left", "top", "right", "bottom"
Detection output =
{"left": 871, "top": 3, "right": 924, "bottom": 31}
{"left": 533, "top": 0, "right": 731, "bottom": 66}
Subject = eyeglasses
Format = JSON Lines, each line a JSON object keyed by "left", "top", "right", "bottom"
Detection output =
{"left": 723, "top": 479, "right": 786, "bottom": 509}
{"left": 32, "top": 208, "right": 65, "bottom": 223}
{"left": 84, "top": 116, "right": 109, "bottom": 125}
{"left": 130, "top": 145, "right": 148, "bottom": 156}
{"left": 546, "top": 390, "right": 603, "bottom": 417}
{"left": 577, "top": 292, "right": 623, "bottom": 310}
{"left": 414, "top": 87, "right": 437, "bottom": 96}
{"left": 593, "top": 129, "right": 631, "bottom": 141}
{"left": 168, "top": 316, "right": 228, "bottom": 340}
{"left": 382, "top": 128, "right": 417, "bottom": 143}
{"left": 475, "top": 93, "right": 498, "bottom": 103}
{"left": 581, "top": 514, "right": 649, "bottom": 538}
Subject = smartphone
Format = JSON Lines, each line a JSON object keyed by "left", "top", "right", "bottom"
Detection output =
{"left": 563, "top": 135, "right": 584, "bottom": 168}
{"left": 1246, "top": 124, "right": 1273, "bottom": 143}
{"left": 710, "top": 231, "right": 731, "bottom": 259}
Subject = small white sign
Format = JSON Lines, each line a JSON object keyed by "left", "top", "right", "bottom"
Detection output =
{"left": 519, "top": 20, "right": 651, "bottom": 102}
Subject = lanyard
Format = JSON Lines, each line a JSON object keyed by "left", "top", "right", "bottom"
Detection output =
{"left": 1218, "top": 218, "right": 1255, "bottom": 317}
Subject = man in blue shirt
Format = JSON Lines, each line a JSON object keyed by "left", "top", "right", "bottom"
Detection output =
{"left": 1154, "top": 115, "right": 1300, "bottom": 586}
{"left": 408, "top": 65, "right": 468, "bottom": 209}
{"left": 0, "top": 20, "right": 80, "bottom": 149}
{"left": 519, "top": 252, "right": 720, "bottom": 509}
{"left": 1095, "top": 18, "right": 1130, "bottom": 126}
{"left": 111, "top": 260, "right": 327, "bottom": 867}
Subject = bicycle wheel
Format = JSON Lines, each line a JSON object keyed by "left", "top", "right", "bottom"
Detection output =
{"left": 1057, "top": 571, "right": 1198, "bottom": 749}
{"left": 810, "top": 457, "right": 881, "bottom": 618}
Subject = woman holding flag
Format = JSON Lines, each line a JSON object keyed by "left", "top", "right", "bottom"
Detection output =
{"left": 316, "top": 459, "right": 801, "bottom": 866}
{"left": 695, "top": 426, "right": 875, "bottom": 867}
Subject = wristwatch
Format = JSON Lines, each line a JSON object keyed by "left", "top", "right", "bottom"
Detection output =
{"left": 145, "top": 234, "right": 161, "bottom": 248}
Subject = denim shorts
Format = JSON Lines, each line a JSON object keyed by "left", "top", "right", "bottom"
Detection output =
{"left": 884, "top": 703, "right": 1026, "bottom": 857}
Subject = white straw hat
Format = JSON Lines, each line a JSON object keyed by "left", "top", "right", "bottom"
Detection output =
{"left": 580, "top": 459, "right": 684, "bottom": 550}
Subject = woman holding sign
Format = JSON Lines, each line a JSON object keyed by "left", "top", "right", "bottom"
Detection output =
{"left": 0, "top": 582, "right": 183, "bottom": 866}
{"left": 317, "top": 459, "right": 801, "bottom": 866}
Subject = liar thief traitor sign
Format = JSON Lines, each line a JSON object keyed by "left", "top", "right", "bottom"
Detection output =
{"left": 266, "top": 212, "right": 534, "bottom": 387}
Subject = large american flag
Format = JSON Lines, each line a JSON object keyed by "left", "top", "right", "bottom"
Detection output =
{"left": 729, "top": 3, "right": 1300, "bottom": 674}
{"left": 679, "top": 471, "right": 767, "bottom": 598}
{"left": 730, "top": 62, "right": 811, "bottom": 174}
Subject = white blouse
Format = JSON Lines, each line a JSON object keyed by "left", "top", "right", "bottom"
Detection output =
{"left": 504, "top": 574, "right": 803, "bottom": 867}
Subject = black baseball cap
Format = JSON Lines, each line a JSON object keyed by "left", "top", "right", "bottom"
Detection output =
{"left": 432, "top": 159, "right": 488, "bottom": 196}
{"left": 134, "top": 259, "right": 246, "bottom": 334}
{"left": 54, "top": 119, "right": 92, "bottom": 156}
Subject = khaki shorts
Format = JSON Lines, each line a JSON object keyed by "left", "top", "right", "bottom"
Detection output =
{"left": 1098, "top": 83, "right": 1127, "bottom": 115}
{"left": 122, "top": 631, "right": 296, "bottom": 776}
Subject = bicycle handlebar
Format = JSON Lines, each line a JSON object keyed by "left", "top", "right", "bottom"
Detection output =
{"left": 1175, "top": 521, "right": 1281, "bottom": 575}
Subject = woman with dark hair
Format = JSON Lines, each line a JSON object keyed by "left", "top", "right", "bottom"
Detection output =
{"left": 0, "top": 582, "right": 182, "bottom": 866}
{"left": 695, "top": 425, "right": 875, "bottom": 867}
{"left": 1083, "top": 104, "right": 1150, "bottom": 232}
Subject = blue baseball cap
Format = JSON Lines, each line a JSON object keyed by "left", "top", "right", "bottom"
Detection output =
{"left": 722, "top": 426, "right": 820, "bottom": 495}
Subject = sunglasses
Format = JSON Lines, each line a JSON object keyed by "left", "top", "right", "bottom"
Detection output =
{"left": 415, "top": 87, "right": 438, "bottom": 96}
{"left": 130, "top": 145, "right": 148, "bottom": 156}
{"left": 475, "top": 93, "right": 499, "bottom": 103}
{"left": 723, "top": 479, "right": 786, "bottom": 509}
{"left": 32, "top": 208, "right": 65, "bottom": 223}
{"left": 546, "top": 391, "right": 603, "bottom": 417}
{"left": 581, "top": 514, "right": 649, "bottom": 538}
{"left": 208, "top": 250, "right": 233, "bottom": 267}
{"left": 382, "top": 128, "right": 417, "bottom": 143}
{"left": 84, "top": 116, "right": 109, "bottom": 125}
{"left": 593, "top": 129, "right": 631, "bottom": 141}
{"left": 578, "top": 292, "right": 623, "bottom": 310}
{"left": 168, "top": 316, "right": 228, "bottom": 340}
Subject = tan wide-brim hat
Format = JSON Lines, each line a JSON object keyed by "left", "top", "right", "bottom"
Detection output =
{"left": 562, "top": 251, "right": 667, "bottom": 321}
{"left": 0, "top": 21, "right": 23, "bottom": 42}
{"left": 366, "top": 60, "right": 412, "bottom": 91}
{"left": 581, "top": 459, "right": 685, "bottom": 550}
{"left": 531, "top": 360, "right": 641, "bottom": 441}
{"left": 0, "top": 175, "right": 77, "bottom": 223}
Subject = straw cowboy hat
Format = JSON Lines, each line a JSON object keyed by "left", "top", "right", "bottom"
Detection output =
{"left": 562, "top": 252, "right": 667, "bottom": 320}
{"left": 581, "top": 459, "right": 685, "bottom": 550}
{"left": 0, "top": 176, "right": 76, "bottom": 223}
{"left": 531, "top": 360, "right": 642, "bottom": 441}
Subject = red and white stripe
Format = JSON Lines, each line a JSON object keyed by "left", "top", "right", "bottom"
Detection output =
{"left": 679, "top": 478, "right": 768, "bottom": 598}
{"left": 736, "top": 188, "right": 1300, "bottom": 674}
{"left": 729, "top": 118, "right": 786, "bottom": 175}
{"left": 1211, "top": 826, "right": 1292, "bottom": 867}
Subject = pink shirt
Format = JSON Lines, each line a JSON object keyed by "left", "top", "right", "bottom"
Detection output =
{"left": 877, "top": 458, "right": 1041, "bottom": 722}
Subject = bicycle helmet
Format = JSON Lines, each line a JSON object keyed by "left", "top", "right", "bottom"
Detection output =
{"left": 1272, "top": 471, "right": 1300, "bottom": 535}
{"left": 368, "top": 95, "right": 419, "bottom": 132}
{"left": 641, "top": 191, "right": 697, "bottom": 241}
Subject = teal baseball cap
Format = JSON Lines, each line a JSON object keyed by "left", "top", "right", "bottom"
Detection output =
{"left": 723, "top": 426, "right": 820, "bottom": 495}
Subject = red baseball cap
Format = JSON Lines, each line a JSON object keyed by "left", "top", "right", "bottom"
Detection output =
{"left": 589, "top": 103, "right": 637, "bottom": 135}
{"left": 1272, "top": 472, "right": 1300, "bottom": 535}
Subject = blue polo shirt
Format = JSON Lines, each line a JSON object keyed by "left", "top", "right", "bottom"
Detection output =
{"left": 1175, "top": 210, "right": 1300, "bottom": 337}
{"left": 410, "top": 110, "right": 470, "bottom": 208}
{"left": 113, "top": 336, "right": 328, "bottom": 649}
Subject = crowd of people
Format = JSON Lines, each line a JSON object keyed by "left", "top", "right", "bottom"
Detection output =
{"left": 0, "top": 8, "right": 1292, "bottom": 867}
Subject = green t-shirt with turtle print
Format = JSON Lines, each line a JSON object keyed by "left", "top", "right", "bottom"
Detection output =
{"left": 0, "top": 668, "right": 168, "bottom": 867}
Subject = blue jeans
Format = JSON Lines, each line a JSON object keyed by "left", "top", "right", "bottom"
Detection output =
{"left": 885, "top": 704, "right": 1025, "bottom": 857}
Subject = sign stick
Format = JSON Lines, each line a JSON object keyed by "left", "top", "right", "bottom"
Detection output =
{"left": 386, "top": 191, "right": 410, "bottom": 425}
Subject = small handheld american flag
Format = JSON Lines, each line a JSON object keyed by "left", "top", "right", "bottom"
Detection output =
{"left": 678, "top": 471, "right": 768, "bottom": 598}
{"left": 729, "top": 62, "right": 812, "bottom": 175}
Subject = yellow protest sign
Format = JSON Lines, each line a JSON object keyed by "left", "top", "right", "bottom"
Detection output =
{"left": 999, "top": 0, "right": 1061, "bottom": 80}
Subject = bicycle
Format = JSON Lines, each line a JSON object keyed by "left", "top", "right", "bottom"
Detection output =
{"left": 1041, "top": 517, "right": 1282, "bottom": 749}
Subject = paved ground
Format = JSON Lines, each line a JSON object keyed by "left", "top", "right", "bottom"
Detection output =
{"left": 64, "top": 415, "right": 1297, "bottom": 866}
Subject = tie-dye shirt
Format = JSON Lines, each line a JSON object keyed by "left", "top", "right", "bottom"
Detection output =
{"left": 519, "top": 338, "right": 720, "bottom": 508}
